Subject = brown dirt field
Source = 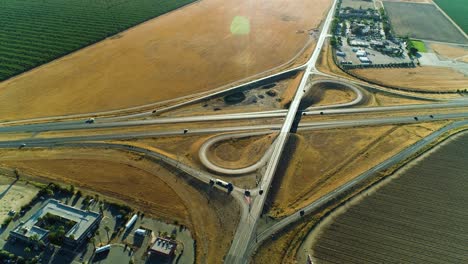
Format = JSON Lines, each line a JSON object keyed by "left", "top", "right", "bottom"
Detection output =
{"left": 0, "top": 0, "right": 331, "bottom": 121}
{"left": 207, "top": 134, "right": 276, "bottom": 170}
{"left": 348, "top": 67, "right": 468, "bottom": 92}
{"left": 430, "top": 43, "right": 468, "bottom": 62}
{"left": 269, "top": 121, "right": 449, "bottom": 217}
{"left": 0, "top": 147, "right": 240, "bottom": 263}
{"left": 0, "top": 175, "right": 39, "bottom": 223}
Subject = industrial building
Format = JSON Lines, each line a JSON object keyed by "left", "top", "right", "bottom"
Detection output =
{"left": 149, "top": 237, "right": 177, "bottom": 257}
{"left": 9, "top": 199, "right": 102, "bottom": 247}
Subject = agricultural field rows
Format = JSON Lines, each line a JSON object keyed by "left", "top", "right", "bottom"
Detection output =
{"left": 0, "top": 0, "right": 196, "bottom": 81}
{"left": 311, "top": 132, "right": 468, "bottom": 263}
{"left": 433, "top": 0, "right": 468, "bottom": 34}
{"left": 383, "top": 1, "right": 467, "bottom": 44}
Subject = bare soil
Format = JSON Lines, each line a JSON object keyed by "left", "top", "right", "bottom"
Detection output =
{"left": 0, "top": 175, "right": 39, "bottom": 223}
{"left": 0, "top": 0, "right": 331, "bottom": 121}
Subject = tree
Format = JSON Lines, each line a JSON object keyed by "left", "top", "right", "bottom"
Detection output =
{"left": 68, "top": 185, "right": 75, "bottom": 194}
{"left": 104, "top": 226, "right": 111, "bottom": 243}
{"left": 14, "top": 168, "right": 20, "bottom": 180}
{"left": 24, "top": 247, "right": 31, "bottom": 254}
{"left": 330, "top": 36, "right": 338, "bottom": 47}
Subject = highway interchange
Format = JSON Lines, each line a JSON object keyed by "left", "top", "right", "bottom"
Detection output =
{"left": 0, "top": 0, "right": 467, "bottom": 262}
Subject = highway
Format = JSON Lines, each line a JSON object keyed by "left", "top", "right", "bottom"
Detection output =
{"left": 0, "top": 0, "right": 465, "bottom": 262}
{"left": 0, "top": 99, "right": 467, "bottom": 134}
{"left": 225, "top": 0, "right": 339, "bottom": 261}
{"left": 1, "top": 111, "right": 467, "bottom": 149}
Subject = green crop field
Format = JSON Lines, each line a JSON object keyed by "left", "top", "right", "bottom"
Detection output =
{"left": 0, "top": 0, "right": 196, "bottom": 81}
{"left": 434, "top": 0, "right": 468, "bottom": 34}
{"left": 383, "top": 1, "right": 467, "bottom": 44}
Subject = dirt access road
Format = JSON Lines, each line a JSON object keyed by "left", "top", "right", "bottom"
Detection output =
{"left": 0, "top": 0, "right": 331, "bottom": 121}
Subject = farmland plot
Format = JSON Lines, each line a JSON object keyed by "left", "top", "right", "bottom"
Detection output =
{"left": 383, "top": 1, "right": 467, "bottom": 44}
{"left": 309, "top": 132, "right": 468, "bottom": 263}
{"left": 0, "top": 0, "right": 195, "bottom": 81}
{"left": 433, "top": 0, "right": 468, "bottom": 34}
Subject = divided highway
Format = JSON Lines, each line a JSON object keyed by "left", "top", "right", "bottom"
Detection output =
{"left": 225, "top": 0, "right": 339, "bottom": 261}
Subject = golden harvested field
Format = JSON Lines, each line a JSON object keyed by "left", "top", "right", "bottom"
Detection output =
{"left": 0, "top": 0, "right": 331, "bottom": 121}
{"left": 0, "top": 147, "right": 239, "bottom": 263}
{"left": 349, "top": 67, "right": 468, "bottom": 92}
{"left": 269, "top": 122, "right": 449, "bottom": 217}
{"left": 430, "top": 43, "right": 468, "bottom": 62}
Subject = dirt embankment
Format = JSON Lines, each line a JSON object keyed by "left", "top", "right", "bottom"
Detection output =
{"left": 0, "top": 0, "right": 331, "bottom": 121}
{"left": 0, "top": 147, "right": 240, "bottom": 263}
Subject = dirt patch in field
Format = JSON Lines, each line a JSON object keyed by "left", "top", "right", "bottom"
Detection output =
{"left": 0, "top": 0, "right": 331, "bottom": 121}
{"left": 0, "top": 175, "right": 39, "bottom": 223}
{"left": 0, "top": 147, "right": 240, "bottom": 263}
{"left": 269, "top": 122, "right": 449, "bottom": 217}
{"left": 349, "top": 67, "right": 468, "bottom": 92}
{"left": 430, "top": 43, "right": 468, "bottom": 62}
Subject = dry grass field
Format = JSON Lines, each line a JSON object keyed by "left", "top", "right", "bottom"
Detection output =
{"left": 268, "top": 122, "right": 449, "bottom": 218}
{"left": 307, "top": 131, "right": 468, "bottom": 263}
{"left": 0, "top": 147, "right": 239, "bottom": 263}
{"left": 0, "top": 0, "right": 331, "bottom": 121}
{"left": 207, "top": 134, "right": 275, "bottom": 170}
{"left": 349, "top": 67, "right": 468, "bottom": 92}
{"left": 430, "top": 43, "right": 468, "bottom": 62}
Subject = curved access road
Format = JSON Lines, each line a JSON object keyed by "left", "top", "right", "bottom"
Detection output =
{"left": 198, "top": 131, "right": 276, "bottom": 175}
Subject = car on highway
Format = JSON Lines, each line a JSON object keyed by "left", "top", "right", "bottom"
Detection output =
{"left": 19, "top": 143, "right": 26, "bottom": 149}
{"left": 85, "top": 118, "right": 95, "bottom": 124}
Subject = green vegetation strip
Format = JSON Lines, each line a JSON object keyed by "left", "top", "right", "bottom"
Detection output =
{"left": 433, "top": 0, "right": 468, "bottom": 34}
{"left": 0, "top": 0, "right": 196, "bottom": 81}
{"left": 408, "top": 40, "right": 426, "bottom": 52}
